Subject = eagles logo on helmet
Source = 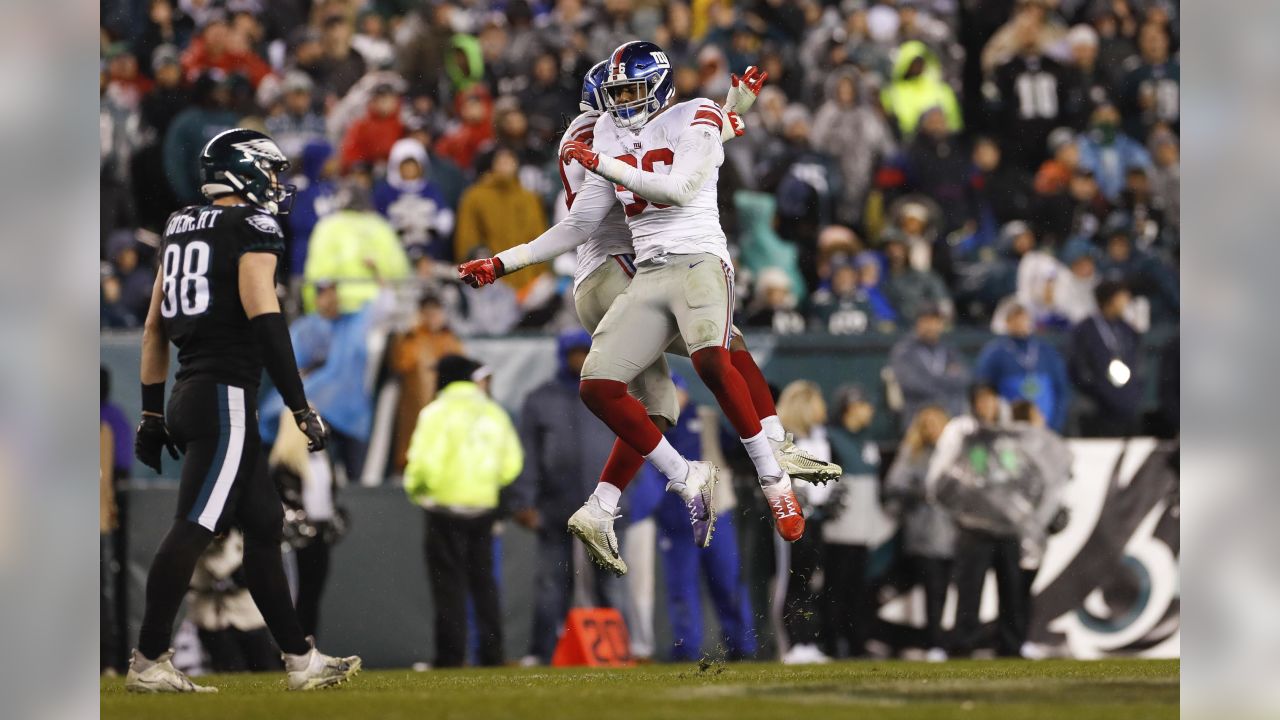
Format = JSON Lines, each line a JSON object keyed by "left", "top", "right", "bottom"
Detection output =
{"left": 199, "top": 128, "right": 296, "bottom": 215}
{"left": 600, "top": 40, "right": 674, "bottom": 129}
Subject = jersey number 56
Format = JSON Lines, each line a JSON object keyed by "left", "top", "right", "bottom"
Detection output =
{"left": 613, "top": 148, "right": 675, "bottom": 217}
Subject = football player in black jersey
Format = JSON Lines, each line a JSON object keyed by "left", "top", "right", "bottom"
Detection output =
{"left": 125, "top": 129, "right": 361, "bottom": 692}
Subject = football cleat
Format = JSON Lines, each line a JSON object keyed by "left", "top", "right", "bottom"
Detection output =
{"left": 567, "top": 496, "right": 628, "bottom": 576}
{"left": 125, "top": 649, "right": 218, "bottom": 693}
{"left": 283, "top": 637, "right": 362, "bottom": 691}
{"left": 681, "top": 461, "right": 719, "bottom": 548}
{"left": 772, "top": 433, "right": 842, "bottom": 484}
{"left": 761, "top": 476, "right": 805, "bottom": 542}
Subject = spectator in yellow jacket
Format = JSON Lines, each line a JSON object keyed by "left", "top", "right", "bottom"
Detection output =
{"left": 404, "top": 354, "right": 522, "bottom": 668}
{"left": 451, "top": 147, "right": 548, "bottom": 293}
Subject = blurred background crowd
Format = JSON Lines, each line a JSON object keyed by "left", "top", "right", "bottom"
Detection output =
{"left": 100, "top": 0, "right": 1179, "bottom": 671}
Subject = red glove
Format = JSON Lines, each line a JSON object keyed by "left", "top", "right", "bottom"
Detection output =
{"left": 733, "top": 65, "right": 769, "bottom": 95}
{"left": 458, "top": 257, "right": 504, "bottom": 288}
{"left": 560, "top": 140, "right": 600, "bottom": 172}
{"left": 727, "top": 111, "right": 746, "bottom": 137}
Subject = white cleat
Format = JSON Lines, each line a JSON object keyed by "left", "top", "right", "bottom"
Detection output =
{"left": 680, "top": 460, "right": 719, "bottom": 548}
{"left": 284, "top": 637, "right": 362, "bottom": 691}
{"left": 772, "top": 433, "right": 842, "bottom": 484}
{"left": 567, "top": 496, "right": 628, "bottom": 576}
{"left": 125, "top": 649, "right": 218, "bottom": 693}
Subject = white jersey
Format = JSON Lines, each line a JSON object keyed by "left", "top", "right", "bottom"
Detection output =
{"left": 558, "top": 111, "right": 633, "bottom": 289}
{"left": 589, "top": 99, "right": 732, "bottom": 267}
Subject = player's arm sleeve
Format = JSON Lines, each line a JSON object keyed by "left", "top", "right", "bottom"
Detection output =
{"left": 240, "top": 252, "right": 309, "bottom": 414}
{"left": 593, "top": 126, "right": 723, "bottom": 207}
{"left": 494, "top": 173, "right": 613, "bottom": 272}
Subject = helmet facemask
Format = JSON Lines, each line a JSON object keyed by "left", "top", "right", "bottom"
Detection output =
{"left": 208, "top": 156, "right": 296, "bottom": 215}
{"left": 603, "top": 73, "right": 666, "bottom": 129}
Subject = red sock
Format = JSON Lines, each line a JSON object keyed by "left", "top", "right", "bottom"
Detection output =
{"left": 598, "top": 438, "right": 646, "bottom": 491}
{"left": 691, "top": 347, "right": 763, "bottom": 438}
{"left": 731, "top": 348, "right": 777, "bottom": 420}
{"left": 579, "top": 378, "right": 664, "bottom": 456}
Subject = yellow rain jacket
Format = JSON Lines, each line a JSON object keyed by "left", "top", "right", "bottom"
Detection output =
{"left": 404, "top": 381, "right": 523, "bottom": 510}
{"left": 880, "top": 40, "right": 963, "bottom": 137}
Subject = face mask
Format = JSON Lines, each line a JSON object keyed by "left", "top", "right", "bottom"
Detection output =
{"left": 1094, "top": 122, "right": 1118, "bottom": 144}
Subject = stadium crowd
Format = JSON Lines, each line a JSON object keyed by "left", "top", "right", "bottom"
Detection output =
{"left": 100, "top": 0, "right": 1179, "bottom": 669}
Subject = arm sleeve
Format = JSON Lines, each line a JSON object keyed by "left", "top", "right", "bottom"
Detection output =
{"left": 592, "top": 127, "right": 723, "bottom": 207}
{"left": 495, "top": 173, "right": 614, "bottom": 272}
{"left": 251, "top": 312, "right": 309, "bottom": 413}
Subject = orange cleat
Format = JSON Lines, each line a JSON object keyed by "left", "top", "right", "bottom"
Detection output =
{"left": 761, "top": 478, "right": 805, "bottom": 542}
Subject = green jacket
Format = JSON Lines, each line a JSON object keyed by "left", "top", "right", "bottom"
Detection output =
{"left": 880, "top": 41, "right": 962, "bottom": 136}
{"left": 404, "top": 382, "right": 523, "bottom": 510}
{"left": 444, "top": 34, "right": 484, "bottom": 93}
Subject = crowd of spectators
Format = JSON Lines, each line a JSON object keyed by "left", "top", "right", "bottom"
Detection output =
{"left": 100, "top": 0, "right": 1178, "bottom": 338}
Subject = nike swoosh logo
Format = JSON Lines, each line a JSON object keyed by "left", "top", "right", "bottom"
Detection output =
{"left": 689, "top": 260, "right": 705, "bottom": 269}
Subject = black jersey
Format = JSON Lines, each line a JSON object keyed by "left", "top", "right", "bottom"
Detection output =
{"left": 158, "top": 204, "right": 285, "bottom": 388}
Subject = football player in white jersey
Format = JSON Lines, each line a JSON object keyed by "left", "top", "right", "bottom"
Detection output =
{"left": 460, "top": 44, "right": 838, "bottom": 575}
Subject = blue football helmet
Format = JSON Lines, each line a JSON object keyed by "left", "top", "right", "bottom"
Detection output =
{"left": 601, "top": 40, "right": 674, "bottom": 129}
{"left": 580, "top": 60, "right": 609, "bottom": 113}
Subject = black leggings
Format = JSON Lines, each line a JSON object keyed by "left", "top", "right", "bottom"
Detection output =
{"left": 137, "top": 381, "right": 309, "bottom": 659}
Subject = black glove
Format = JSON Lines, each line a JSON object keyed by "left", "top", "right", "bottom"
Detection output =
{"left": 1047, "top": 508, "right": 1071, "bottom": 535}
{"left": 293, "top": 406, "right": 328, "bottom": 452}
{"left": 135, "top": 414, "right": 180, "bottom": 473}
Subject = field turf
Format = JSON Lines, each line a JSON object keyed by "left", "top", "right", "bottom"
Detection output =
{"left": 101, "top": 658, "right": 1178, "bottom": 720}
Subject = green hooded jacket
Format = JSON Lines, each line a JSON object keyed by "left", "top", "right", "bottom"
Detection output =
{"left": 880, "top": 41, "right": 963, "bottom": 136}
{"left": 444, "top": 34, "right": 485, "bottom": 93}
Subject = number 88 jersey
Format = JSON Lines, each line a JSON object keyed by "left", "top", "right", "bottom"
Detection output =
{"left": 158, "top": 204, "right": 286, "bottom": 388}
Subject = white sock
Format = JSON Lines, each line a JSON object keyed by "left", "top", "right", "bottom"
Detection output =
{"left": 646, "top": 437, "right": 690, "bottom": 485}
{"left": 591, "top": 482, "right": 622, "bottom": 515}
{"left": 742, "top": 429, "right": 783, "bottom": 479}
{"left": 761, "top": 415, "right": 785, "bottom": 442}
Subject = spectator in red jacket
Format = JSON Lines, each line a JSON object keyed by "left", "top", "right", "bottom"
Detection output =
{"left": 180, "top": 12, "right": 270, "bottom": 88}
{"left": 340, "top": 82, "right": 404, "bottom": 173}
{"left": 434, "top": 85, "right": 494, "bottom": 172}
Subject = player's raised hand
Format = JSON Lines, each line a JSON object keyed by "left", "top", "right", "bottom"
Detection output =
{"left": 560, "top": 140, "right": 600, "bottom": 172}
{"left": 293, "top": 405, "right": 328, "bottom": 452}
{"left": 135, "top": 413, "right": 181, "bottom": 473}
{"left": 458, "top": 257, "right": 504, "bottom": 288}
{"left": 724, "top": 65, "right": 769, "bottom": 114}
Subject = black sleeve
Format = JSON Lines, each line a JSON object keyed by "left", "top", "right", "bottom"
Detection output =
{"left": 251, "top": 312, "right": 308, "bottom": 413}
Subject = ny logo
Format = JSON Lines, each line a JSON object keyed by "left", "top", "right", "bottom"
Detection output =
{"left": 650, "top": 51, "right": 669, "bottom": 67}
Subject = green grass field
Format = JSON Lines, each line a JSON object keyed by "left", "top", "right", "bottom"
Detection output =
{"left": 101, "top": 658, "right": 1178, "bottom": 720}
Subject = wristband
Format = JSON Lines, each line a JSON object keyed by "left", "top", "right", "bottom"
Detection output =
{"left": 142, "top": 382, "right": 166, "bottom": 416}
